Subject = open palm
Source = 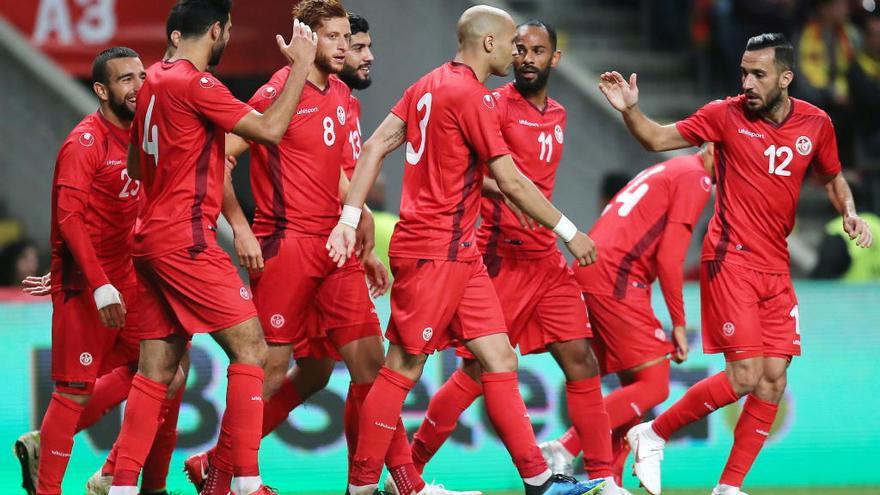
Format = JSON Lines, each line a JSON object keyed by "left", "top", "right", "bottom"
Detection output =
{"left": 598, "top": 71, "right": 639, "bottom": 112}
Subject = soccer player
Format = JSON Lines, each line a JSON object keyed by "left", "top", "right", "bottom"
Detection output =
{"left": 598, "top": 33, "right": 873, "bottom": 495}
{"left": 338, "top": 12, "right": 373, "bottom": 180}
{"left": 402, "top": 19, "right": 623, "bottom": 494}
{"left": 540, "top": 146, "right": 715, "bottom": 487}
{"left": 326, "top": 6, "right": 604, "bottom": 495}
{"left": 108, "top": 0, "right": 318, "bottom": 493}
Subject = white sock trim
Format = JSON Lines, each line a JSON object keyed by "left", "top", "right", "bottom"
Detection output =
{"left": 523, "top": 469, "right": 553, "bottom": 486}
{"left": 107, "top": 487, "right": 138, "bottom": 495}
{"left": 231, "top": 475, "right": 262, "bottom": 495}
{"left": 348, "top": 483, "right": 379, "bottom": 495}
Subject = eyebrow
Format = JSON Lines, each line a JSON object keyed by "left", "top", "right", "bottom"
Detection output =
{"left": 116, "top": 72, "right": 136, "bottom": 81}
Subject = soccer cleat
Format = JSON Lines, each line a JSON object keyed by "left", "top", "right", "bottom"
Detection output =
{"left": 539, "top": 440, "right": 575, "bottom": 476}
{"left": 183, "top": 451, "right": 211, "bottom": 493}
{"left": 245, "top": 487, "right": 278, "bottom": 495}
{"left": 626, "top": 422, "right": 664, "bottom": 495}
{"left": 13, "top": 430, "right": 39, "bottom": 495}
{"left": 85, "top": 468, "right": 113, "bottom": 495}
{"left": 711, "top": 485, "right": 748, "bottom": 495}
{"left": 538, "top": 474, "right": 606, "bottom": 495}
{"left": 384, "top": 476, "right": 482, "bottom": 495}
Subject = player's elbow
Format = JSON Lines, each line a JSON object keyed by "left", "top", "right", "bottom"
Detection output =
{"left": 495, "top": 173, "right": 526, "bottom": 200}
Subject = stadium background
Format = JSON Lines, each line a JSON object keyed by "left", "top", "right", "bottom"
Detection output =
{"left": 0, "top": 0, "right": 878, "bottom": 493}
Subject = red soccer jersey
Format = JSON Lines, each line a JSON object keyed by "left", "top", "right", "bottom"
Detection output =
{"left": 389, "top": 62, "right": 510, "bottom": 261}
{"left": 578, "top": 154, "right": 712, "bottom": 299}
{"left": 131, "top": 60, "right": 252, "bottom": 258}
{"left": 676, "top": 95, "right": 841, "bottom": 273}
{"left": 248, "top": 68, "right": 352, "bottom": 238}
{"left": 341, "top": 94, "right": 362, "bottom": 179}
{"left": 477, "top": 82, "right": 566, "bottom": 258}
{"left": 50, "top": 111, "right": 141, "bottom": 291}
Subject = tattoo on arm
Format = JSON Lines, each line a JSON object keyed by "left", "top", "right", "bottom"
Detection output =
{"left": 384, "top": 126, "right": 407, "bottom": 149}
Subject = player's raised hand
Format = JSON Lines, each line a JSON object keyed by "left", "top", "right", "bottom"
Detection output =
{"left": 234, "top": 228, "right": 264, "bottom": 273}
{"left": 598, "top": 71, "right": 639, "bottom": 113}
{"left": 843, "top": 214, "right": 874, "bottom": 248}
{"left": 326, "top": 223, "right": 357, "bottom": 267}
{"left": 565, "top": 231, "right": 598, "bottom": 266}
{"left": 276, "top": 18, "right": 317, "bottom": 67}
{"left": 362, "top": 252, "right": 390, "bottom": 298}
{"left": 21, "top": 273, "right": 51, "bottom": 297}
{"left": 671, "top": 325, "right": 689, "bottom": 363}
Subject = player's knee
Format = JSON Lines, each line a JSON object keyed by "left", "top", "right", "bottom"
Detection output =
{"left": 756, "top": 372, "right": 787, "bottom": 403}
{"left": 480, "top": 345, "right": 518, "bottom": 373}
{"left": 54, "top": 385, "right": 91, "bottom": 405}
{"left": 726, "top": 359, "right": 763, "bottom": 395}
{"left": 229, "top": 338, "right": 269, "bottom": 368}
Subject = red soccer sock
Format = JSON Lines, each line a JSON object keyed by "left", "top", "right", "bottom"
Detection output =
{"left": 101, "top": 443, "right": 118, "bottom": 476}
{"left": 411, "top": 369, "right": 482, "bottom": 473}
{"left": 350, "top": 367, "right": 414, "bottom": 486}
{"left": 388, "top": 461, "right": 426, "bottom": 495}
{"left": 345, "top": 382, "right": 373, "bottom": 471}
{"left": 719, "top": 394, "right": 779, "bottom": 487}
{"left": 36, "top": 392, "right": 85, "bottom": 495}
{"left": 77, "top": 366, "right": 135, "bottom": 432}
{"left": 482, "top": 372, "right": 547, "bottom": 479}
{"left": 556, "top": 361, "right": 670, "bottom": 457}
{"left": 141, "top": 384, "right": 185, "bottom": 492}
{"left": 652, "top": 371, "right": 739, "bottom": 440}
{"left": 610, "top": 418, "right": 637, "bottom": 486}
{"left": 565, "top": 377, "right": 614, "bottom": 479}
{"left": 261, "top": 374, "right": 305, "bottom": 437}
{"left": 225, "top": 363, "right": 265, "bottom": 477}
{"left": 112, "top": 374, "right": 168, "bottom": 486}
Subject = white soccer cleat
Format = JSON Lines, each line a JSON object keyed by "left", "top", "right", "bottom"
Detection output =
{"left": 538, "top": 440, "right": 575, "bottom": 476}
{"left": 711, "top": 484, "right": 749, "bottom": 495}
{"left": 85, "top": 468, "right": 113, "bottom": 495}
{"left": 598, "top": 477, "right": 630, "bottom": 495}
{"left": 384, "top": 476, "right": 482, "bottom": 495}
{"left": 13, "top": 430, "right": 40, "bottom": 495}
{"left": 626, "top": 421, "right": 665, "bottom": 495}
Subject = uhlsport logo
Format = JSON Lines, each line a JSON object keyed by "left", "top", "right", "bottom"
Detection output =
{"left": 701, "top": 176, "right": 712, "bottom": 192}
{"left": 554, "top": 124, "right": 564, "bottom": 144}
{"left": 270, "top": 314, "right": 285, "bottom": 328}
{"left": 261, "top": 85, "right": 277, "bottom": 99}
{"left": 79, "top": 352, "right": 93, "bottom": 366}
{"left": 654, "top": 328, "right": 667, "bottom": 341}
{"left": 337, "top": 105, "right": 346, "bottom": 125}
{"left": 722, "top": 321, "right": 736, "bottom": 337}
{"left": 795, "top": 135, "right": 812, "bottom": 155}
{"left": 482, "top": 94, "right": 496, "bottom": 109}
{"left": 239, "top": 287, "right": 251, "bottom": 300}
{"left": 79, "top": 132, "right": 95, "bottom": 147}
{"left": 199, "top": 76, "right": 215, "bottom": 89}
{"left": 422, "top": 327, "right": 433, "bottom": 341}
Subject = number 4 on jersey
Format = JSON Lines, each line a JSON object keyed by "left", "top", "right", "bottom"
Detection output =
{"left": 142, "top": 94, "right": 159, "bottom": 166}
{"left": 603, "top": 165, "right": 666, "bottom": 217}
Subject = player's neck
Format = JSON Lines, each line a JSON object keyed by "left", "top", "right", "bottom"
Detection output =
{"left": 516, "top": 84, "right": 548, "bottom": 111}
{"left": 453, "top": 52, "right": 491, "bottom": 83}
{"left": 307, "top": 65, "right": 331, "bottom": 90}
{"left": 98, "top": 106, "right": 130, "bottom": 130}
{"left": 761, "top": 95, "right": 791, "bottom": 125}
{"left": 169, "top": 42, "right": 211, "bottom": 72}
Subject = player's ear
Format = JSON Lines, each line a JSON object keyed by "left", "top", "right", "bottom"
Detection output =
{"left": 550, "top": 49, "right": 562, "bottom": 68}
{"left": 210, "top": 21, "right": 222, "bottom": 41}
{"left": 779, "top": 68, "right": 794, "bottom": 90}
{"left": 92, "top": 82, "right": 109, "bottom": 103}
{"left": 483, "top": 34, "right": 495, "bottom": 54}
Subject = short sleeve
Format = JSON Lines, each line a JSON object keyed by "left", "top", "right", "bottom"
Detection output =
{"left": 390, "top": 85, "right": 413, "bottom": 122}
{"left": 668, "top": 170, "right": 712, "bottom": 227}
{"left": 812, "top": 117, "right": 842, "bottom": 176}
{"left": 675, "top": 99, "right": 728, "bottom": 146}
{"left": 458, "top": 91, "right": 510, "bottom": 162}
{"left": 54, "top": 133, "right": 101, "bottom": 192}
{"left": 248, "top": 71, "right": 288, "bottom": 114}
{"left": 188, "top": 74, "right": 253, "bottom": 132}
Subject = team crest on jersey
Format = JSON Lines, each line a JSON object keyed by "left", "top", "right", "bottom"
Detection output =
{"left": 654, "top": 328, "right": 667, "bottom": 342}
{"left": 795, "top": 135, "right": 812, "bottom": 156}
{"left": 482, "top": 94, "right": 496, "bottom": 109}
{"left": 554, "top": 124, "right": 564, "bottom": 144}
{"left": 261, "top": 85, "right": 277, "bottom": 99}
{"left": 337, "top": 105, "right": 346, "bottom": 125}
{"left": 422, "top": 327, "right": 434, "bottom": 341}
{"left": 199, "top": 76, "right": 215, "bottom": 89}
{"left": 722, "top": 321, "right": 736, "bottom": 337}
{"left": 270, "top": 314, "right": 285, "bottom": 328}
{"left": 239, "top": 287, "right": 251, "bottom": 300}
{"left": 79, "top": 352, "right": 93, "bottom": 366}
{"left": 700, "top": 176, "right": 712, "bottom": 192}
{"left": 79, "top": 132, "right": 95, "bottom": 147}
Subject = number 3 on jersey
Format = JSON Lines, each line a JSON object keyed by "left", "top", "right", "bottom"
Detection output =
{"left": 406, "top": 93, "right": 432, "bottom": 165}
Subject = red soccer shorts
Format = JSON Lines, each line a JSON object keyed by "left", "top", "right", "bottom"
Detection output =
{"left": 585, "top": 293, "right": 673, "bottom": 374}
{"left": 51, "top": 284, "right": 141, "bottom": 389}
{"left": 251, "top": 237, "right": 380, "bottom": 352}
{"left": 701, "top": 261, "right": 800, "bottom": 359}
{"left": 134, "top": 245, "right": 257, "bottom": 340}
{"left": 457, "top": 252, "right": 591, "bottom": 359}
{"left": 386, "top": 257, "right": 507, "bottom": 355}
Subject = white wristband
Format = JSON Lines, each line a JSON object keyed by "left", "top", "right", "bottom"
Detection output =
{"left": 553, "top": 215, "right": 578, "bottom": 243}
{"left": 93, "top": 284, "right": 121, "bottom": 310}
{"left": 339, "top": 205, "right": 362, "bottom": 229}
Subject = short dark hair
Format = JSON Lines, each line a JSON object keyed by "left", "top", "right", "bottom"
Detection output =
{"left": 165, "top": 2, "right": 182, "bottom": 43}
{"left": 349, "top": 12, "right": 369, "bottom": 36}
{"left": 518, "top": 19, "right": 558, "bottom": 51}
{"left": 174, "top": 0, "right": 232, "bottom": 39}
{"left": 745, "top": 32, "right": 794, "bottom": 71}
{"left": 601, "top": 172, "right": 634, "bottom": 203}
{"left": 91, "top": 46, "right": 139, "bottom": 84}
{"left": 292, "top": 0, "right": 348, "bottom": 31}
